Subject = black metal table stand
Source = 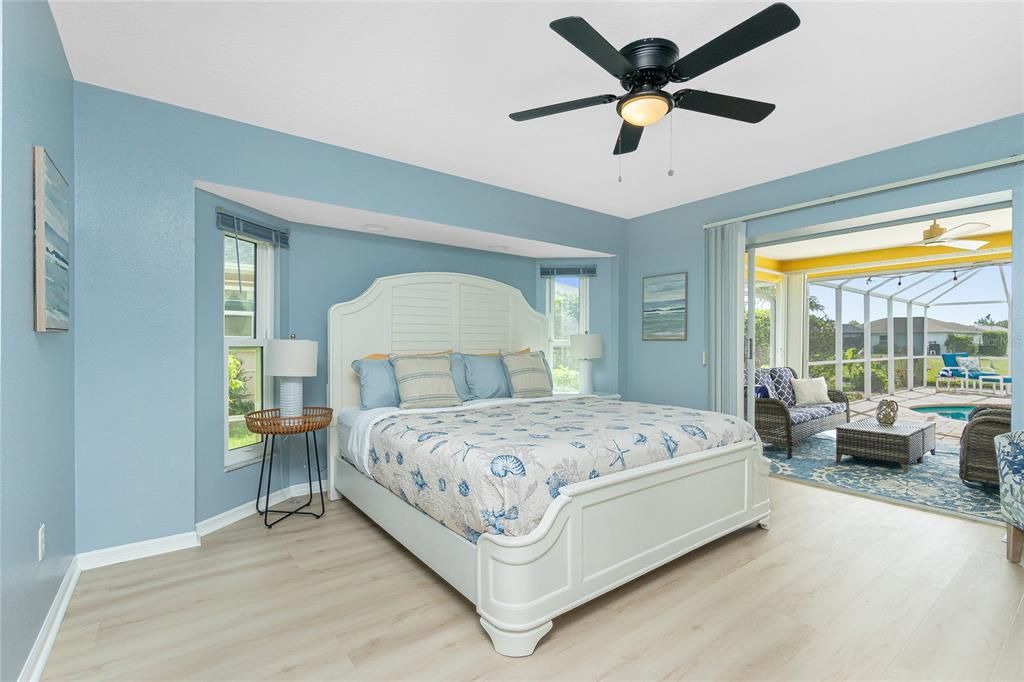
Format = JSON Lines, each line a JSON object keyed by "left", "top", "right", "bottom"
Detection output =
{"left": 255, "top": 430, "right": 326, "bottom": 528}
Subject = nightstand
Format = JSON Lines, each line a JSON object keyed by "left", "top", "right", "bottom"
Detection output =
{"left": 245, "top": 407, "right": 333, "bottom": 528}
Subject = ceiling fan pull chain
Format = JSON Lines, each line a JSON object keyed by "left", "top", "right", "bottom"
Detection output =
{"left": 668, "top": 114, "right": 675, "bottom": 177}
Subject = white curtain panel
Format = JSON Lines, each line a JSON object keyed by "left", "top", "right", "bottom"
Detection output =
{"left": 705, "top": 221, "right": 746, "bottom": 417}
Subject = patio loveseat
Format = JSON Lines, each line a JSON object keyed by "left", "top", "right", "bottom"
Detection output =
{"left": 747, "top": 367, "right": 850, "bottom": 458}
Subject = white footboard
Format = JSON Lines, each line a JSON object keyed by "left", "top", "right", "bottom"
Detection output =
{"left": 476, "top": 440, "right": 769, "bottom": 656}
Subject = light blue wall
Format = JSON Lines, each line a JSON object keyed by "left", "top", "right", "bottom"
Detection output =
{"left": 74, "top": 83, "right": 627, "bottom": 550}
{"left": 625, "top": 115, "right": 1024, "bottom": 415}
{"left": 0, "top": 1, "right": 75, "bottom": 679}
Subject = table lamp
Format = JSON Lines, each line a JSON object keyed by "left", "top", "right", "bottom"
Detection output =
{"left": 570, "top": 332, "right": 603, "bottom": 395}
{"left": 267, "top": 337, "right": 318, "bottom": 417}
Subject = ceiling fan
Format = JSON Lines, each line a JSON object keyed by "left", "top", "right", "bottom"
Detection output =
{"left": 508, "top": 3, "right": 801, "bottom": 155}
{"left": 912, "top": 220, "right": 991, "bottom": 251}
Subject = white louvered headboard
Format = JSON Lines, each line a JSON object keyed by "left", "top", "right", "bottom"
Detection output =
{"left": 327, "top": 273, "right": 548, "bottom": 411}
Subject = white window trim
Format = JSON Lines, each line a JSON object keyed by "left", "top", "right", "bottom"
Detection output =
{"left": 224, "top": 240, "right": 275, "bottom": 471}
{"left": 546, "top": 275, "right": 590, "bottom": 395}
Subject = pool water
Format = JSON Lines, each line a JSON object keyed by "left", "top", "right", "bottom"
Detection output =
{"left": 910, "top": 405, "right": 974, "bottom": 421}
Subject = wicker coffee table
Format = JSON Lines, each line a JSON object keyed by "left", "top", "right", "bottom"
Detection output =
{"left": 835, "top": 419, "right": 936, "bottom": 472}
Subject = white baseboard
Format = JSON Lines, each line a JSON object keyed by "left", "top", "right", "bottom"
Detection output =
{"left": 18, "top": 556, "right": 81, "bottom": 682}
{"left": 77, "top": 531, "right": 201, "bottom": 571}
{"left": 196, "top": 479, "right": 328, "bottom": 537}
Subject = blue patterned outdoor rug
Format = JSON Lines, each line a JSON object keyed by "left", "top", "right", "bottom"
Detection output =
{"left": 763, "top": 432, "right": 1001, "bottom": 523}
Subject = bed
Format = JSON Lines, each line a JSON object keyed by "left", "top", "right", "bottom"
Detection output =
{"left": 327, "top": 273, "right": 770, "bottom": 656}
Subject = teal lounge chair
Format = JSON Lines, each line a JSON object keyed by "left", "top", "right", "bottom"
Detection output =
{"left": 937, "top": 352, "right": 999, "bottom": 388}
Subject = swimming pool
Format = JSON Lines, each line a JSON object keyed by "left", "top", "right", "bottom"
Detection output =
{"left": 910, "top": 405, "right": 974, "bottom": 421}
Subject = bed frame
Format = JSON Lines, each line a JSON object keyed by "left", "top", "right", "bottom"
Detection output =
{"left": 327, "top": 273, "right": 770, "bottom": 656}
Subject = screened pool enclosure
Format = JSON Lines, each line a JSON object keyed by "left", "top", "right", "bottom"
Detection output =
{"left": 749, "top": 262, "right": 1012, "bottom": 401}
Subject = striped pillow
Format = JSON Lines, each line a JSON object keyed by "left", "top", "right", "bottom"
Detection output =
{"left": 388, "top": 353, "right": 463, "bottom": 409}
{"left": 500, "top": 350, "right": 553, "bottom": 399}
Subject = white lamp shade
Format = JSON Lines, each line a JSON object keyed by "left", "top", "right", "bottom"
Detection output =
{"left": 570, "top": 333, "right": 603, "bottom": 360}
{"left": 266, "top": 339, "right": 318, "bottom": 377}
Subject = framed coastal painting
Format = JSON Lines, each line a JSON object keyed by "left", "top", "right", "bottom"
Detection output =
{"left": 33, "top": 146, "right": 71, "bottom": 332}
{"left": 642, "top": 272, "right": 687, "bottom": 341}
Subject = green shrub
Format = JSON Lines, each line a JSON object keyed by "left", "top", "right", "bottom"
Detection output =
{"left": 944, "top": 334, "right": 977, "bottom": 354}
{"left": 552, "top": 366, "right": 580, "bottom": 392}
{"left": 228, "top": 353, "right": 255, "bottom": 415}
{"left": 979, "top": 330, "right": 1008, "bottom": 356}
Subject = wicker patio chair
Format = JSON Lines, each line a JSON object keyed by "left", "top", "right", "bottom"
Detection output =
{"left": 959, "top": 405, "right": 1012, "bottom": 485}
{"left": 747, "top": 367, "right": 850, "bottom": 458}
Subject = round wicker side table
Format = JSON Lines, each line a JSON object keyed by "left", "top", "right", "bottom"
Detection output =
{"left": 245, "top": 407, "right": 333, "bottom": 528}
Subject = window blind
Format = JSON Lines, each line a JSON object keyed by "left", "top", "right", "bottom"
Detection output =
{"left": 540, "top": 265, "right": 597, "bottom": 278}
{"left": 217, "top": 210, "right": 290, "bottom": 249}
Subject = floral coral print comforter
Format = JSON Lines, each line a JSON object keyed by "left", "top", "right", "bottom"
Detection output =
{"left": 364, "top": 396, "right": 759, "bottom": 543}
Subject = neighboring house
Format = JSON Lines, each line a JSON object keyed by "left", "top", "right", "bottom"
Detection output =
{"left": 842, "top": 317, "right": 1002, "bottom": 356}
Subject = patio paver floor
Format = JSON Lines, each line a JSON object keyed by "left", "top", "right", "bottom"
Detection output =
{"left": 849, "top": 387, "right": 1011, "bottom": 445}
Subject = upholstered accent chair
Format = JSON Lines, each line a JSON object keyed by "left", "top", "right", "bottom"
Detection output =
{"left": 994, "top": 431, "right": 1024, "bottom": 563}
{"left": 959, "top": 405, "right": 1012, "bottom": 485}
{"left": 746, "top": 367, "right": 850, "bottom": 458}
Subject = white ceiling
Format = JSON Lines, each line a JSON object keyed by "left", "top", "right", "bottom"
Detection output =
{"left": 757, "top": 206, "right": 1013, "bottom": 261}
{"left": 52, "top": 2, "right": 1024, "bottom": 219}
{"left": 195, "top": 181, "right": 613, "bottom": 259}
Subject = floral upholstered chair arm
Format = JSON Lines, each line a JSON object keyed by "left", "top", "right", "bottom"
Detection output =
{"left": 995, "top": 431, "right": 1024, "bottom": 529}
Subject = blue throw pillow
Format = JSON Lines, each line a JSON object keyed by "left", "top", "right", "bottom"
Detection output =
{"left": 464, "top": 354, "right": 512, "bottom": 400}
{"left": 754, "top": 384, "right": 770, "bottom": 399}
{"left": 449, "top": 353, "right": 473, "bottom": 401}
{"left": 351, "top": 358, "right": 400, "bottom": 409}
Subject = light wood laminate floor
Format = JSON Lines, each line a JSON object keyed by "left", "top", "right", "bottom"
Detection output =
{"left": 45, "top": 479, "right": 1023, "bottom": 680}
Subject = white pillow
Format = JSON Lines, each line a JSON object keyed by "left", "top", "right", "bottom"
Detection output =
{"left": 792, "top": 377, "right": 831, "bottom": 405}
{"left": 956, "top": 356, "right": 982, "bottom": 372}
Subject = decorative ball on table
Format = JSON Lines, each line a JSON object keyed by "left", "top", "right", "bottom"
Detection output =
{"left": 876, "top": 399, "right": 899, "bottom": 426}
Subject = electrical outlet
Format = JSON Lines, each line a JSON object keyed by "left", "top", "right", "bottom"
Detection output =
{"left": 38, "top": 524, "right": 46, "bottom": 562}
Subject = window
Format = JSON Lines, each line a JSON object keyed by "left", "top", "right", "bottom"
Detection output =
{"left": 745, "top": 282, "right": 776, "bottom": 368}
{"left": 224, "top": 235, "right": 274, "bottom": 469}
{"left": 546, "top": 275, "right": 590, "bottom": 393}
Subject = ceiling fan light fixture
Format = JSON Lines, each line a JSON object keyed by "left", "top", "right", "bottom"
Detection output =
{"left": 617, "top": 91, "right": 672, "bottom": 127}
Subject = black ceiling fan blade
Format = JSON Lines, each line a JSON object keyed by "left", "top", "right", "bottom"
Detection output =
{"left": 613, "top": 121, "right": 643, "bottom": 155}
{"left": 673, "top": 89, "right": 776, "bottom": 123}
{"left": 669, "top": 3, "right": 800, "bottom": 82}
{"left": 550, "top": 16, "right": 635, "bottom": 79}
{"left": 509, "top": 94, "right": 618, "bottom": 122}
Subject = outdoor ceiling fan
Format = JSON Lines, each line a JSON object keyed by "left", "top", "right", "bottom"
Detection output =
{"left": 508, "top": 3, "right": 801, "bottom": 155}
{"left": 912, "top": 220, "right": 991, "bottom": 251}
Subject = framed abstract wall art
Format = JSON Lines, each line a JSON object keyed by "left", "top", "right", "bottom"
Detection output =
{"left": 34, "top": 146, "right": 71, "bottom": 332}
{"left": 642, "top": 272, "right": 686, "bottom": 341}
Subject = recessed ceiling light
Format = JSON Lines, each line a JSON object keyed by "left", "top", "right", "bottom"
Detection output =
{"left": 362, "top": 224, "right": 389, "bottom": 233}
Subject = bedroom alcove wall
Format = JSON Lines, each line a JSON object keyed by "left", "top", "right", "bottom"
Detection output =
{"left": 196, "top": 193, "right": 557, "bottom": 518}
{"left": 73, "top": 83, "right": 629, "bottom": 552}
{"left": 625, "top": 114, "right": 1024, "bottom": 426}
{"left": 0, "top": 2, "right": 76, "bottom": 679}
{"left": 196, "top": 188, "right": 553, "bottom": 521}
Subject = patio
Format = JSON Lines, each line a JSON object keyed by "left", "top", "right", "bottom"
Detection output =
{"left": 747, "top": 209, "right": 1013, "bottom": 523}
{"left": 849, "top": 387, "right": 1012, "bottom": 444}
